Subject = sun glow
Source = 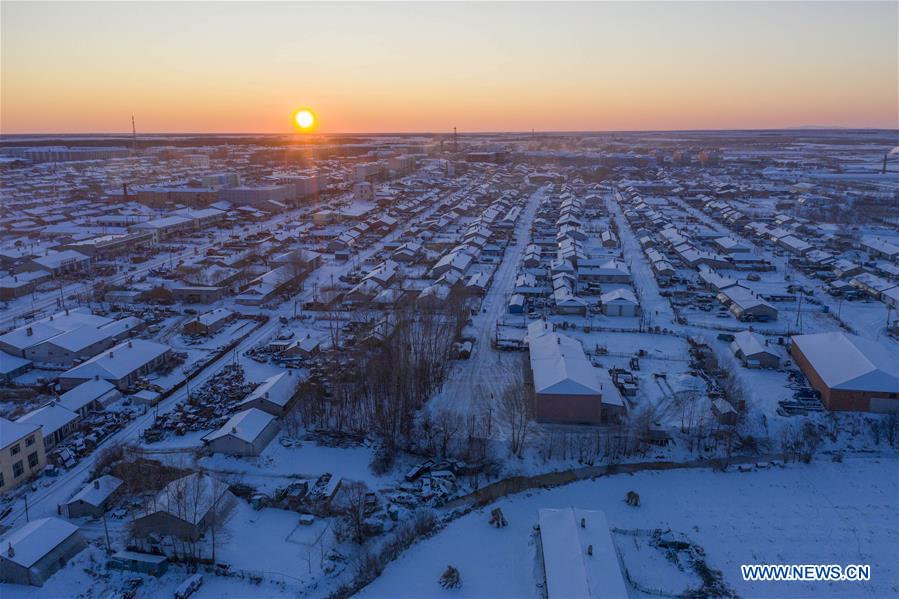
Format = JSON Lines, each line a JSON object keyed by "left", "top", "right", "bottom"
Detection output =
{"left": 293, "top": 109, "right": 316, "bottom": 130}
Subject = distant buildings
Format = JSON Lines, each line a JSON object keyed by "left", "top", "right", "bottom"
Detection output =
{"left": 22, "top": 146, "right": 128, "bottom": 163}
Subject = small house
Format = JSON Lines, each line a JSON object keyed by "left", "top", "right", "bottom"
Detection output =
{"left": 66, "top": 475, "right": 123, "bottom": 519}
{"left": 202, "top": 408, "right": 280, "bottom": 456}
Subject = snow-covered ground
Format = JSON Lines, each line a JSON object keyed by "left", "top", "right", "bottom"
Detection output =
{"left": 360, "top": 457, "right": 898, "bottom": 599}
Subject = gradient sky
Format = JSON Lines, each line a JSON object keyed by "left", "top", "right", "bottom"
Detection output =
{"left": 1, "top": 1, "right": 896, "bottom": 134}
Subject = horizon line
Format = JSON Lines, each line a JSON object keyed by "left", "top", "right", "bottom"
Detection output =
{"left": 2, "top": 126, "right": 898, "bottom": 139}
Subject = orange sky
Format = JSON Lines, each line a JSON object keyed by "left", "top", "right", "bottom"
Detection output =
{"left": 1, "top": 1, "right": 896, "bottom": 134}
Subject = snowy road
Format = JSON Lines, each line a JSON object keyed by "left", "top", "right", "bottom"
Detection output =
{"left": 429, "top": 185, "right": 546, "bottom": 423}
{"left": 607, "top": 190, "right": 677, "bottom": 330}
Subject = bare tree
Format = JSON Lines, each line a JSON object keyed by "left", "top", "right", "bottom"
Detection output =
{"left": 499, "top": 358, "right": 534, "bottom": 457}
{"left": 334, "top": 481, "right": 371, "bottom": 545}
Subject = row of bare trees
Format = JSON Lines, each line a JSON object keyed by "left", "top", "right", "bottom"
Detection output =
{"left": 294, "top": 291, "right": 470, "bottom": 452}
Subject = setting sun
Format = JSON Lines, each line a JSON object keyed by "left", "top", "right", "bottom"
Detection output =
{"left": 293, "top": 109, "right": 316, "bottom": 130}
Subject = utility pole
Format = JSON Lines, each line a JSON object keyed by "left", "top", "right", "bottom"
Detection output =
{"left": 103, "top": 510, "right": 112, "bottom": 553}
{"left": 24, "top": 494, "right": 29, "bottom": 522}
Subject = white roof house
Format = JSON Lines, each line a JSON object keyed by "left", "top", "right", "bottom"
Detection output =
{"left": 194, "top": 308, "right": 234, "bottom": 329}
{"left": 0, "top": 308, "right": 109, "bottom": 355}
{"left": 238, "top": 372, "right": 298, "bottom": 412}
{"left": 0, "top": 518, "right": 81, "bottom": 569}
{"left": 59, "top": 338, "right": 170, "bottom": 388}
{"left": 0, "top": 417, "right": 40, "bottom": 450}
{"left": 730, "top": 331, "right": 779, "bottom": 367}
{"left": 30, "top": 250, "right": 90, "bottom": 271}
{"left": 538, "top": 508, "right": 629, "bottom": 599}
{"left": 67, "top": 475, "right": 123, "bottom": 509}
{"left": 203, "top": 408, "right": 276, "bottom": 445}
{"left": 791, "top": 333, "right": 899, "bottom": 393}
{"left": 600, "top": 288, "right": 638, "bottom": 306}
{"left": 527, "top": 322, "right": 602, "bottom": 396}
{"left": 16, "top": 403, "right": 79, "bottom": 445}
{"left": 58, "top": 378, "right": 119, "bottom": 414}
{"left": 0, "top": 516, "right": 85, "bottom": 585}
{"left": 147, "top": 472, "right": 232, "bottom": 526}
{"left": 202, "top": 408, "right": 280, "bottom": 456}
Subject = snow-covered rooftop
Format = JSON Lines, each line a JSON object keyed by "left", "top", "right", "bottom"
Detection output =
{"left": 0, "top": 517, "right": 80, "bottom": 568}
{"left": 203, "top": 407, "right": 276, "bottom": 444}
{"left": 68, "top": 474, "right": 123, "bottom": 508}
{"left": 538, "top": 508, "right": 628, "bottom": 599}
{"left": 792, "top": 332, "right": 899, "bottom": 393}
{"left": 528, "top": 321, "right": 602, "bottom": 396}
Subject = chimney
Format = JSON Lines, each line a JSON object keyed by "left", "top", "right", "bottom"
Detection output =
{"left": 93, "top": 479, "right": 100, "bottom": 489}
{"left": 231, "top": 427, "right": 237, "bottom": 434}
{"left": 128, "top": 341, "right": 133, "bottom": 348}
{"left": 65, "top": 309, "right": 69, "bottom": 316}
{"left": 108, "top": 351, "right": 114, "bottom": 358}
{"left": 26, "top": 327, "right": 33, "bottom": 336}
{"left": 580, "top": 517, "right": 586, "bottom": 528}
{"left": 587, "top": 544, "right": 593, "bottom": 556}
{"left": 7, "top": 543, "right": 14, "bottom": 558}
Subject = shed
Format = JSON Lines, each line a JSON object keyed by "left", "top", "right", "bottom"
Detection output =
{"left": 0, "top": 517, "right": 85, "bottom": 586}
{"left": 237, "top": 371, "right": 298, "bottom": 416}
{"left": 600, "top": 288, "right": 640, "bottom": 317}
{"left": 729, "top": 331, "right": 780, "bottom": 369}
{"left": 107, "top": 550, "right": 169, "bottom": 577}
{"left": 711, "top": 399, "right": 739, "bottom": 425}
{"left": 508, "top": 293, "right": 526, "bottom": 314}
{"left": 66, "top": 475, "right": 123, "bottom": 518}
{"left": 202, "top": 408, "right": 280, "bottom": 456}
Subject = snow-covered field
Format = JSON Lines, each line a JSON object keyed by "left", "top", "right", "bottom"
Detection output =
{"left": 360, "top": 457, "right": 898, "bottom": 599}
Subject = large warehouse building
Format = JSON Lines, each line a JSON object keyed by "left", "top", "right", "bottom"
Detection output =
{"left": 790, "top": 332, "right": 899, "bottom": 413}
{"left": 526, "top": 320, "right": 623, "bottom": 425}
